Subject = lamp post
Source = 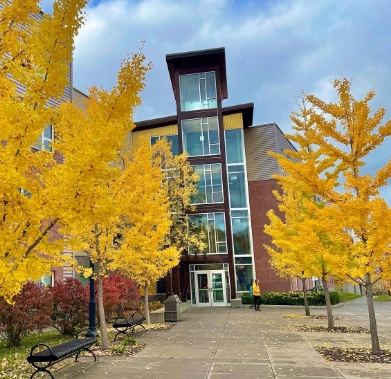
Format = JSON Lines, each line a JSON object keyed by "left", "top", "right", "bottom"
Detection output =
{"left": 86, "top": 260, "right": 97, "bottom": 337}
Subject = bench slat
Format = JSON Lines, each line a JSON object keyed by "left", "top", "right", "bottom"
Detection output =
{"left": 27, "top": 338, "right": 96, "bottom": 363}
{"left": 113, "top": 317, "right": 145, "bottom": 328}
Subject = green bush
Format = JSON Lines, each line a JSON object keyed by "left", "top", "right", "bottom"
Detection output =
{"left": 241, "top": 291, "right": 340, "bottom": 306}
{"left": 241, "top": 293, "right": 253, "bottom": 304}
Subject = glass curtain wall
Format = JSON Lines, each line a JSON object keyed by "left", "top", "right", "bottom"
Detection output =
{"left": 150, "top": 135, "right": 179, "bottom": 156}
{"left": 192, "top": 164, "right": 223, "bottom": 204}
{"left": 179, "top": 72, "right": 217, "bottom": 111}
{"left": 225, "top": 129, "right": 254, "bottom": 292}
{"left": 187, "top": 213, "right": 227, "bottom": 255}
{"left": 182, "top": 117, "right": 219, "bottom": 156}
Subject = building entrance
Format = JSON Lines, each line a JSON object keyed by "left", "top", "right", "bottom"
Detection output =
{"left": 194, "top": 270, "right": 227, "bottom": 306}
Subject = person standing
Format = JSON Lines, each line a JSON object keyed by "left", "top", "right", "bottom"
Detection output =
{"left": 249, "top": 279, "right": 254, "bottom": 308}
{"left": 252, "top": 279, "right": 261, "bottom": 311}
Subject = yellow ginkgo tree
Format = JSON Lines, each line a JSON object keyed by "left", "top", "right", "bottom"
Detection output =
{"left": 113, "top": 138, "right": 183, "bottom": 325}
{"left": 0, "top": 0, "right": 87, "bottom": 300}
{"left": 269, "top": 80, "right": 391, "bottom": 354}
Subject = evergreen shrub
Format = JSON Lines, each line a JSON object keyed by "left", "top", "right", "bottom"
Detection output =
{"left": 241, "top": 291, "right": 340, "bottom": 306}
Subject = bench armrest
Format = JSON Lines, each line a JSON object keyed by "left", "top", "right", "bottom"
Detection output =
{"left": 76, "top": 328, "right": 98, "bottom": 339}
{"left": 30, "top": 343, "right": 53, "bottom": 358}
{"left": 113, "top": 316, "right": 131, "bottom": 325}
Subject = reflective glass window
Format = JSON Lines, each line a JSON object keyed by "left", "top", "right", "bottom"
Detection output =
{"left": 150, "top": 135, "right": 179, "bottom": 156}
{"left": 228, "top": 165, "right": 247, "bottom": 208}
{"left": 192, "top": 164, "right": 223, "bottom": 204}
{"left": 231, "top": 212, "right": 251, "bottom": 255}
{"left": 225, "top": 129, "right": 244, "bottom": 164}
{"left": 180, "top": 72, "right": 217, "bottom": 111}
{"left": 182, "top": 117, "right": 220, "bottom": 157}
{"left": 235, "top": 265, "right": 253, "bottom": 292}
{"left": 187, "top": 212, "right": 227, "bottom": 254}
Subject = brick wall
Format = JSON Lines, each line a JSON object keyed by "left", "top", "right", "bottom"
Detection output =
{"left": 248, "top": 179, "right": 291, "bottom": 292}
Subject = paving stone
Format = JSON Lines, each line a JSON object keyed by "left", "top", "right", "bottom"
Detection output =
{"left": 52, "top": 304, "right": 391, "bottom": 379}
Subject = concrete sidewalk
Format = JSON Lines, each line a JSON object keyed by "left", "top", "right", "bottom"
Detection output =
{"left": 54, "top": 304, "right": 391, "bottom": 379}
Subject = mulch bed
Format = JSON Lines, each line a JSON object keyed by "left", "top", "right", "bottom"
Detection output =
{"left": 316, "top": 347, "right": 391, "bottom": 364}
{"left": 291, "top": 325, "right": 369, "bottom": 333}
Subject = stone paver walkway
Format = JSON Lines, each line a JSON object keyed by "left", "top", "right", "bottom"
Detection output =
{"left": 54, "top": 302, "right": 391, "bottom": 379}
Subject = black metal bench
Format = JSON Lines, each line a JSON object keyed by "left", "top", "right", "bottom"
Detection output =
{"left": 112, "top": 312, "right": 146, "bottom": 341}
{"left": 26, "top": 329, "right": 97, "bottom": 379}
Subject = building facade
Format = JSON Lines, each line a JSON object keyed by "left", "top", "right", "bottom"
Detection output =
{"left": 131, "top": 48, "right": 299, "bottom": 306}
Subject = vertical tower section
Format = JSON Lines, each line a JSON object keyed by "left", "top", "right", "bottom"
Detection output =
{"left": 166, "top": 48, "right": 238, "bottom": 301}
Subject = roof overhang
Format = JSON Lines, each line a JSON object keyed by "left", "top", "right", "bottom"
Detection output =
{"left": 166, "top": 47, "right": 228, "bottom": 100}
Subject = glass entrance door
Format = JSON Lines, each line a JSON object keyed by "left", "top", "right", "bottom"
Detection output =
{"left": 195, "top": 270, "right": 227, "bottom": 306}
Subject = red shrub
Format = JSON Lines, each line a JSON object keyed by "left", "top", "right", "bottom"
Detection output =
{"left": 0, "top": 282, "right": 53, "bottom": 347}
{"left": 99, "top": 274, "right": 139, "bottom": 321}
{"left": 50, "top": 278, "right": 89, "bottom": 335}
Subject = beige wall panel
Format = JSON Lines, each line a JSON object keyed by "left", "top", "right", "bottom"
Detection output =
{"left": 244, "top": 125, "right": 279, "bottom": 181}
{"left": 132, "top": 125, "right": 178, "bottom": 149}
{"left": 223, "top": 113, "right": 243, "bottom": 130}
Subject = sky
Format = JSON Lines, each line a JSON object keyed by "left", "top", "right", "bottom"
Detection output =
{"left": 42, "top": 0, "right": 391, "bottom": 203}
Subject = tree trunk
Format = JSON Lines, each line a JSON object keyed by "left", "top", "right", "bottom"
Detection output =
{"left": 322, "top": 277, "right": 334, "bottom": 330}
{"left": 144, "top": 283, "right": 150, "bottom": 325}
{"left": 97, "top": 276, "right": 110, "bottom": 350}
{"left": 365, "top": 274, "right": 381, "bottom": 354}
{"left": 302, "top": 278, "right": 310, "bottom": 316}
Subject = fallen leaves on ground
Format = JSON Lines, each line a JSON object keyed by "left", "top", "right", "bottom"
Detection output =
{"left": 290, "top": 325, "right": 369, "bottom": 333}
{"left": 316, "top": 347, "right": 391, "bottom": 363}
{"left": 282, "top": 313, "right": 340, "bottom": 320}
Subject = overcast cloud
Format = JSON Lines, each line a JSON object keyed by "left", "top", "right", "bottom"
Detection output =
{"left": 42, "top": 0, "right": 391, "bottom": 203}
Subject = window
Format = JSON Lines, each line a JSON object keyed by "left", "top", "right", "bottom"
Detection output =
{"left": 150, "top": 135, "right": 179, "bottom": 156}
{"left": 179, "top": 72, "right": 217, "bottom": 111}
{"left": 225, "top": 129, "right": 244, "bottom": 164}
{"left": 187, "top": 212, "right": 227, "bottom": 254}
{"left": 182, "top": 117, "right": 219, "bottom": 156}
{"left": 192, "top": 164, "right": 223, "bottom": 204}
{"left": 33, "top": 125, "right": 53, "bottom": 151}
{"left": 235, "top": 264, "right": 253, "bottom": 292}
{"left": 231, "top": 210, "right": 251, "bottom": 255}
{"left": 228, "top": 165, "right": 247, "bottom": 208}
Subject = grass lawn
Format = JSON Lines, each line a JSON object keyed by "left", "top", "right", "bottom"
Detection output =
{"left": 338, "top": 292, "right": 362, "bottom": 302}
{"left": 0, "top": 330, "right": 73, "bottom": 379}
{"left": 374, "top": 294, "right": 391, "bottom": 302}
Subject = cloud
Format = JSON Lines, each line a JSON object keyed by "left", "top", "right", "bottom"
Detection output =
{"left": 61, "top": 0, "right": 391, "bottom": 202}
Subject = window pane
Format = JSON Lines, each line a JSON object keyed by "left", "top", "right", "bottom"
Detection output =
{"left": 225, "top": 129, "right": 244, "bottom": 164}
{"left": 193, "top": 165, "right": 206, "bottom": 203}
{"left": 183, "top": 117, "right": 220, "bottom": 157}
{"left": 192, "top": 164, "right": 222, "bottom": 204}
{"left": 235, "top": 257, "right": 252, "bottom": 265}
{"left": 180, "top": 74, "right": 201, "bottom": 111}
{"left": 166, "top": 135, "right": 179, "bottom": 155}
{"left": 188, "top": 213, "right": 227, "bottom": 254}
{"left": 235, "top": 265, "right": 253, "bottom": 291}
{"left": 228, "top": 166, "right": 247, "bottom": 208}
{"left": 44, "top": 139, "right": 52, "bottom": 151}
{"left": 188, "top": 214, "right": 208, "bottom": 255}
{"left": 182, "top": 119, "right": 203, "bottom": 156}
{"left": 150, "top": 136, "right": 159, "bottom": 145}
{"left": 232, "top": 217, "right": 251, "bottom": 255}
{"left": 180, "top": 72, "right": 217, "bottom": 111}
{"left": 44, "top": 125, "right": 53, "bottom": 139}
{"left": 214, "top": 213, "right": 226, "bottom": 242}
{"left": 206, "top": 72, "right": 216, "bottom": 102}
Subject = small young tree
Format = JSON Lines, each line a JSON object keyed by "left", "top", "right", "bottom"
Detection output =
{"left": 0, "top": 282, "right": 52, "bottom": 347}
{"left": 50, "top": 278, "right": 89, "bottom": 335}
{"left": 270, "top": 80, "right": 391, "bottom": 353}
{"left": 113, "top": 139, "right": 180, "bottom": 325}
